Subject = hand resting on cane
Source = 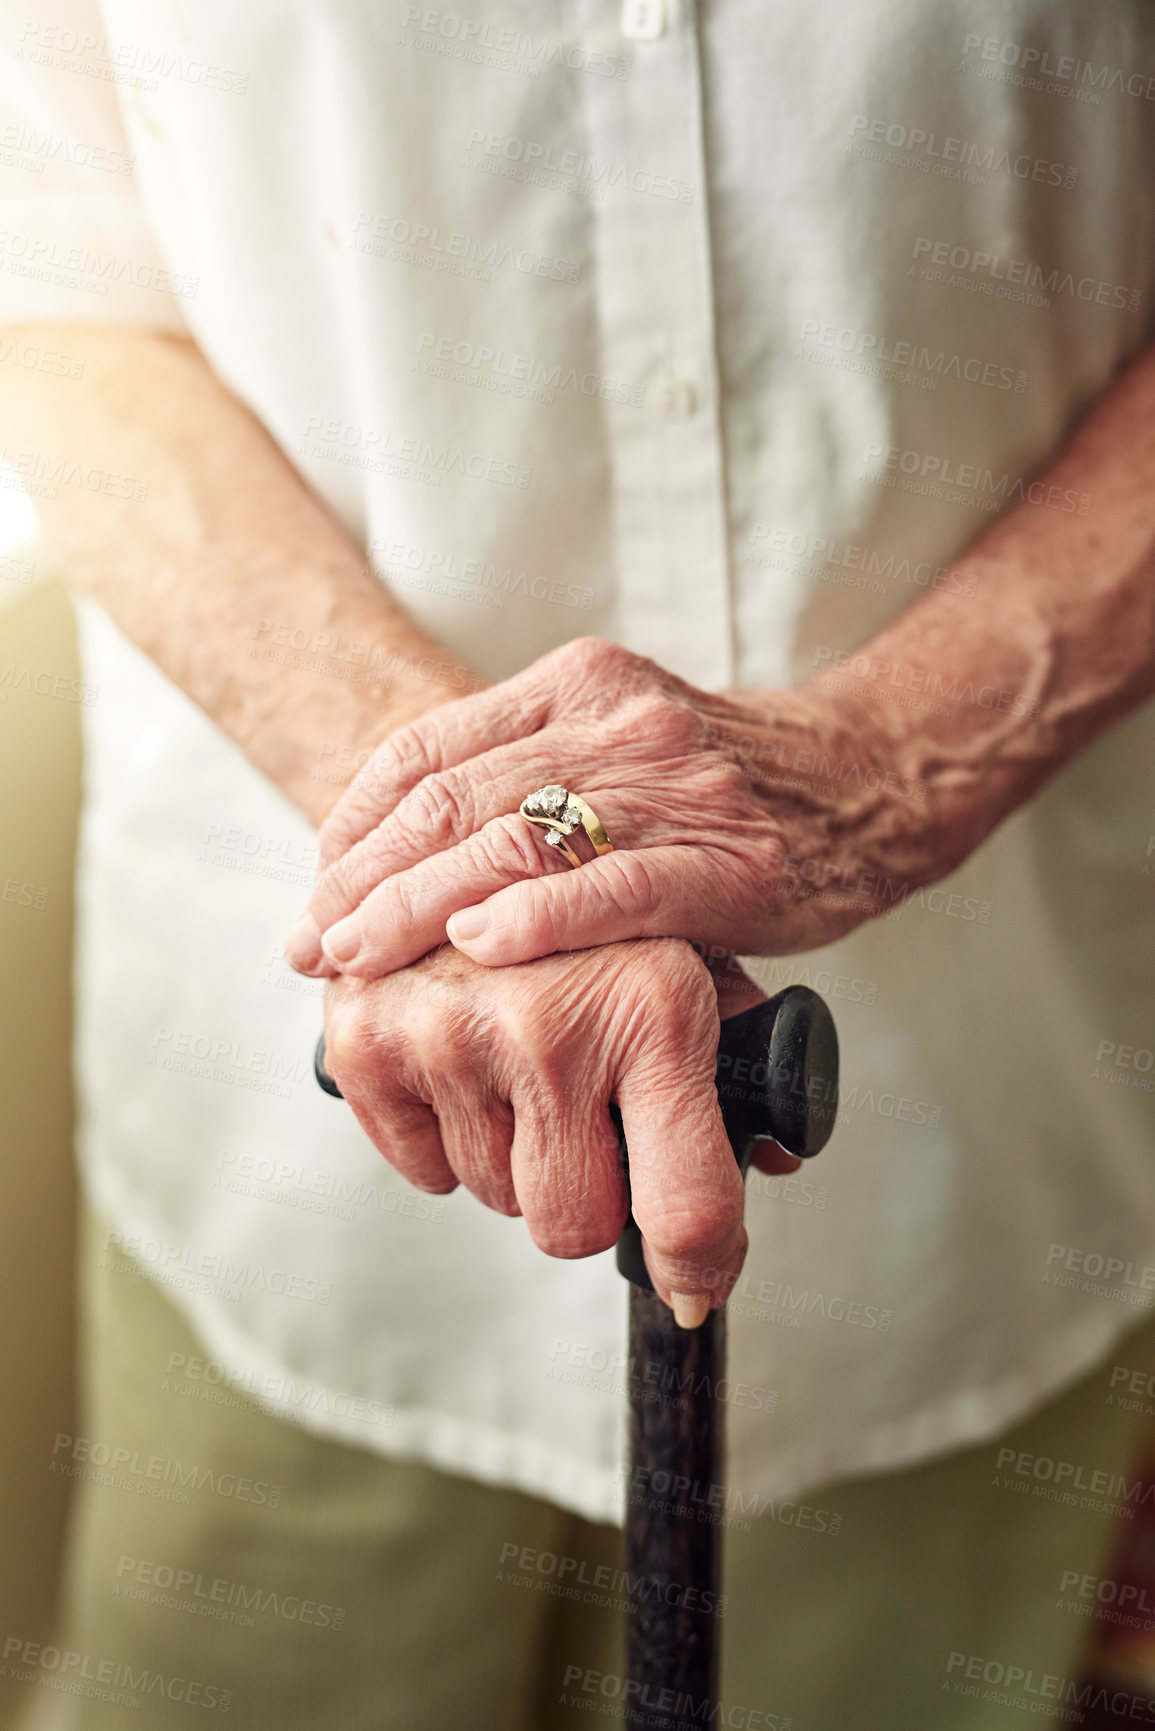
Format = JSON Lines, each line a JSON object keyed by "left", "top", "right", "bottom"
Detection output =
{"left": 287, "top": 344, "right": 1155, "bottom": 988}
{"left": 320, "top": 939, "right": 775, "bottom": 1327}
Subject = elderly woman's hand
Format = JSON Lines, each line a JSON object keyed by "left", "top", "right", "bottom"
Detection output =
{"left": 285, "top": 636, "right": 958, "bottom": 980}
{"left": 322, "top": 937, "right": 774, "bottom": 1324}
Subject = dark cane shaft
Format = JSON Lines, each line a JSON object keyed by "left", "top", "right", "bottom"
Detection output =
{"left": 625, "top": 1290, "right": 724, "bottom": 1727}
{"left": 612, "top": 986, "right": 839, "bottom": 1723}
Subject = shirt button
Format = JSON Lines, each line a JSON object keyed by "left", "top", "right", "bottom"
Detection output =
{"left": 620, "top": 0, "right": 667, "bottom": 41}
{"left": 661, "top": 378, "right": 698, "bottom": 418}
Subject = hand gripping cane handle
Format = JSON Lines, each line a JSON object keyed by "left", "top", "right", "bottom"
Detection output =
{"left": 313, "top": 984, "right": 840, "bottom": 1288}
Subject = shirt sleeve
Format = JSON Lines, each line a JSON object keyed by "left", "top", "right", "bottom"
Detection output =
{"left": 0, "top": 0, "right": 189, "bottom": 331}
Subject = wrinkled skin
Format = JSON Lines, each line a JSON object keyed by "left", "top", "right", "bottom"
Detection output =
{"left": 296, "top": 635, "right": 951, "bottom": 1316}
{"left": 322, "top": 939, "right": 796, "bottom": 1314}
{"left": 286, "top": 636, "right": 943, "bottom": 981}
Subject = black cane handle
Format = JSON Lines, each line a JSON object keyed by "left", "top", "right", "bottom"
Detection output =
{"left": 314, "top": 1035, "right": 343, "bottom": 1099}
{"left": 712, "top": 984, "right": 839, "bottom": 1160}
{"left": 313, "top": 983, "right": 840, "bottom": 1288}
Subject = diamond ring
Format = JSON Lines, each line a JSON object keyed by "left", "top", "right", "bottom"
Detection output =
{"left": 519, "top": 784, "right": 614, "bottom": 871}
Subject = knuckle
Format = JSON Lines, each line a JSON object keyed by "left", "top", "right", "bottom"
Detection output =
{"left": 458, "top": 1145, "right": 521, "bottom": 1216}
{"left": 635, "top": 693, "right": 703, "bottom": 752}
{"left": 324, "top": 996, "right": 389, "bottom": 1098}
{"left": 599, "top": 695, "right": 677, "bottom": 757}
{"left": 382, "top": 867, "right": 424, "bottom": 928}
{"left": 522, "top": 1042, "right": 568, "bottom": 1100}
{"left": 382, "top": 1133, "right": 457, "bottom": 1195}
{"left": 317, "top": 771, "right": 390, "bottom": 866}
{"left": 474, "top": 1184, "right": 522, "bottom": 1219}
{"left": 404, "top": 998, "right": 463, "bottom": 1078}
{"left": 546, "top": 635, "right": 632, "bottom": 688}
{"left": 529, "top": 1216, "right": 621, "bottom": 1260}
{"left": 497, "top": 998, "right": 569, "bottom": 1096}
{"left": 689, "top": 751, "right": 747, "bottom": 800}
{"left": 399, "top": 771, "right": 475, "bottom": 847}
{"left": 627, "top": 940, "right": 715, "bottom": 1032}
{"left": 344, "top": 770, "right": 389, "bottom": 820}
{"left": 660, "top": 936, "right": 716, "bottom": 997}
{"left": 316, "top": 846, "right": 376, "bottom": 913}
{"left": 323, "top": 1016, "right": 363, "bottom": 1087}
{"left": 471, "top": 815, "right": 545, "bottom": 882}
{"left": 500, "top": 1005, "right": 556, "bottom": 1079}
{"left": 645, "top": 1196, "right": 740, "bottom": 1264}
{"left": 380, "top": 720, "right": 438, "bottom": 785}
{"left": 464, "top": 1165, "right": 520, "bottom": 1216}
{"left": 409, "top": 1170, "right": 460, "bottom": 1197}
{"left": 525, "top": 890, "right": 567, "bottom": 959}
{"left": 603, "top": 848, "right": 662, "bottom": 916}
{"left": 493, "top": 993, "right": 535, "bottom": 1053}
{"left": 730, "top": 847, "right": 782, "bottom": 913}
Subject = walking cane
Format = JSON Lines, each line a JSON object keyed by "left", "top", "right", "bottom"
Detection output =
{"left": 315, "top": 982, "right": 838, "bottom": 1731}
{"left": 612, "top": 984, "right": 838, "bottom": 1730}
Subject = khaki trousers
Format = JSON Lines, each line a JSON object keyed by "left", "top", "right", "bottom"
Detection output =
{"left": 14, "top": 1211, "right": 1155, "bottom": 1731}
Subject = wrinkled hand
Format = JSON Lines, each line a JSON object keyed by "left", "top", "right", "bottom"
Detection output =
{"left": 322, "top": 938, "right": 795, "bottom": 1324}
{"left": 286, "top": 636, "right": 941, "bottom": 981}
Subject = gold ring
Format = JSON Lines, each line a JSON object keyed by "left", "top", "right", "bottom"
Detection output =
{"left": 520, "top": 784, "right": 614, "bottom": 871}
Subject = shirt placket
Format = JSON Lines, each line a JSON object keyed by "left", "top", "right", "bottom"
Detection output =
{"left": 580, "top": 0, "right": 734, "bottom": 689}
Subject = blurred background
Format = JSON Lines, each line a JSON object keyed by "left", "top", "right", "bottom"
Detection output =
{"left": 0, "top": 470, "right": 80, "bottom": 1728}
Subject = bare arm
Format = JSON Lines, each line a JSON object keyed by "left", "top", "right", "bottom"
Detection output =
{"left": 0, "top": 325, "right": 478, "bottom": 824}
{"left": 288, "top": 341, "right": 1155, "bottom": 977}
{"left": 809, "top": 342, "right": 1155, "bottom": 889}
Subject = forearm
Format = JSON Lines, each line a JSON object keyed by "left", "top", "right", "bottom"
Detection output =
{"left": 803, "top": 342, "right": 1155, "bottom": 874}
{"left": 0, "top": 325, "right": 477, "bottom": 824}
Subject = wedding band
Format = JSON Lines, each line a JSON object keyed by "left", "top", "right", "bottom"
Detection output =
{"left": 520, "top": 784, "right": 614, "bottom": 870}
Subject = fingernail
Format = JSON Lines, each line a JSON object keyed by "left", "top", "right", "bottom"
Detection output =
{"left": 283, "top": 913, "right": 322, "bottom": 970}
{"left": 750, "top": 1136, "right": 805, "bottom": 1177}
{"left": 447, "top": 904, "right": 489, "bottom": 943}
{"left": 670, "top": 1293, "right": 711, "bottom": 1330}
{"left": 321, "top": 915, "right": 362, "bottom": 965}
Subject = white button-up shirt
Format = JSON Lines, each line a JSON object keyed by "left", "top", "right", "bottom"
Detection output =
{"left": 4, "top": 0, "right": 1155, "bottom": 1522}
